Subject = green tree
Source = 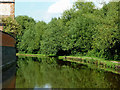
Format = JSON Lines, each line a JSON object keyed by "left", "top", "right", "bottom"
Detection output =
{"left": 41, "top": 18, "right": 65, "bottom": 55}
{"left": 15, "top": 16, "right": 36, "bottom": 35}
{"left": 2, "top": 17, "right": 22, "bottom": 37}
{"left": 34, "top": 21, "right": 47, "bottom": 53}
{"left": 18, "top": 23, "right": 35, "bottom": 53}
{"left": 15, "top": 1, "right": 120, "bottom": 60}
{"left": 92, "top": 2, "right": 120, "bottom": 60}
{"left": 16, "top": 16, "right": 36, "bottom": 53}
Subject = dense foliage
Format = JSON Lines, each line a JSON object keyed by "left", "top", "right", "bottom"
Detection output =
{"left": 15, "top": 1, "right": 119, "bottom": 60}
{"left": 1, "top": 17, "right": 21, "bottom": 37}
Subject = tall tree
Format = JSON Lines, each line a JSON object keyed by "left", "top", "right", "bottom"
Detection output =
{"left": 92, "top": 2, "right": 120, "bottom": 59}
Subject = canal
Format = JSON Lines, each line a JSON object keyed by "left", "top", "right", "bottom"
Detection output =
{"left": 16, "top": 56, "right": 120, "bottom": 88}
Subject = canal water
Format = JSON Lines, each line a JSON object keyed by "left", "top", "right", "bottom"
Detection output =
{"left": 16, "top": 56, "right": 120, "bottom": 88}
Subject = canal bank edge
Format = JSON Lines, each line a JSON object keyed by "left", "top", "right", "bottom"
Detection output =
{"left": 59, "top": 56, "right": 120, "bottom": 75}
{"left": 16, "top": 53, "right": 120, "bottom": 75}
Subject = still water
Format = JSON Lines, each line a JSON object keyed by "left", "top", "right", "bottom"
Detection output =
{"left": 16, "top": 56, "right": 120, "bottom": 88}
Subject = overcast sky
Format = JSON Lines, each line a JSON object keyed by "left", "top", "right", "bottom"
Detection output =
{"left": 15, "top": 0, "right": 112, "bottom": 23}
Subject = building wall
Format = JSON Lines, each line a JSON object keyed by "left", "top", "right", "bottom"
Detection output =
{"left": 0, "top": 0, "right": 15, "bottom": 18}
{"left": 0, "top": 0, "right": 15, "bottom": 30}
{"left": 0, "top": 0, "right": 14, "bottom": 2}
{"left": 0, "top": 31, "right": 16, "bottom": 47}
{"left": 0, "top": 26, "right": 3, "bottom": 30}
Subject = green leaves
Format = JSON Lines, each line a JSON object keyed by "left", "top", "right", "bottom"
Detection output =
{"left": 91, "top": 2, "right": 120, "bottom": 60}
{"left": 73, "top": 2, "right": 95, "bottom": 13}
{"left": 2, "top": 17, "right": 22, "bottom": 37}
{"left": 15, "top": 1, "right": 119, "bottom": 60}
{"left": 17, "top": 20, "right": 47, "bottom": 54}
{"left": 40, "top": 18, "right": 64, "bottom": 55}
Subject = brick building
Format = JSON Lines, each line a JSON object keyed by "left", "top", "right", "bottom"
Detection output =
{"left": 0, "top": 0, "right": 15, "bottom": 30}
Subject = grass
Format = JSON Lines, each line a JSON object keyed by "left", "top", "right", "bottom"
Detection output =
{"left": 59, "top": 55, "right": 120, "bottom": 64}
{"left": 16, "top": 53, "right": 47, "bottom": 57}
{"left": 63, "top": 58, "right": 120, "bottom": 74}
{"left": 16, "top": 53, "right": 120, "bottom": 74}
{"left": 59, "top": 56, "right": 120, "bottom": 75}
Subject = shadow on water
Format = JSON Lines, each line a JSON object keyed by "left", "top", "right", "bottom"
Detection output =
{"left": 48, "top": 56, "right": 88, "bottom": 69}
{"left": 2, "top": 61, "right": 16, "bottom": 89}
{"left": 56, "top": 58, "right": 88, "bottom": 69}
{"left": 16, "top": 56, "right": 120, "bottom": 88}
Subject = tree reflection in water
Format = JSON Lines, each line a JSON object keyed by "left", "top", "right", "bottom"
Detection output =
{"left": 16, "top": 57, "right": 120, "bottom": 88}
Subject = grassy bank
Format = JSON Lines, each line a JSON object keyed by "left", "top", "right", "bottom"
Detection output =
{"left": 16, "top": 53, "right": 120, "bottom": 74}
{"left": 59, "top": 56, "right": 120, "bottom": 75}
{"left": 16, "top": 53, "right": 47, "bottom": 57}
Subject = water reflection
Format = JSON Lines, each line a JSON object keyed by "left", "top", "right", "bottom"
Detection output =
{"left": 34, "top": 84, "right": 51, "bottom": 89}
{"left": 16, "top": 57, "right": 120, "bottom": 88}
{"left": 2, "top": 63, "right": 16, "bottom": 88}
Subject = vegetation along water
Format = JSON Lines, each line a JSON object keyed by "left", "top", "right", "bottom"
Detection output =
{"left": 1, "top": 1, "right": 120, "bottom": 88}
{"left": 16, "top": 56, "right": 120, "bottom": 88}
{"left": 2, "top": 1, "right": 120, "bottom": 61}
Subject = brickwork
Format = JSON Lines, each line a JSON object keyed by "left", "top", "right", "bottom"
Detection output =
{"left": 10, "top": 3, "right": 15, "bottom": 18}
{"left": 0, "top": 0, "right": 15, "bottom": 31}
{"left": 0, "top": 1, "right": 15, "bottom": 17}
{"left": 0, "top": 26, "right": 3, "bottom": 30}
{"left": 0, "top": 31, "right": 16, "bottom": 47}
